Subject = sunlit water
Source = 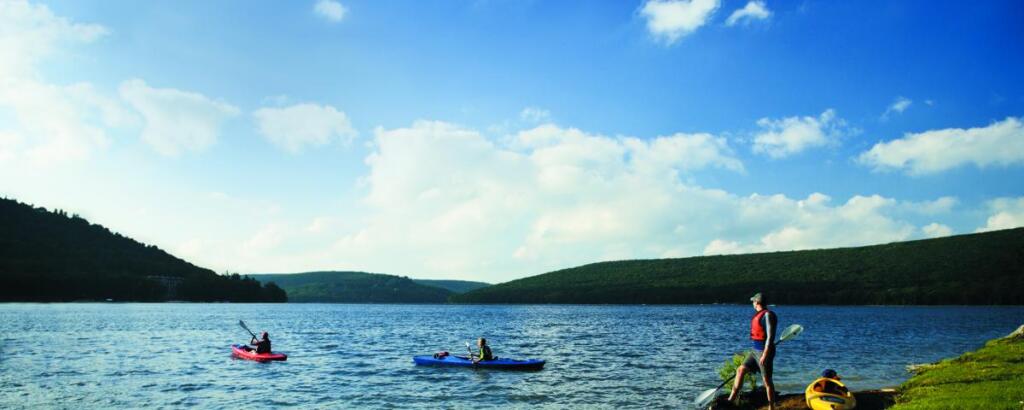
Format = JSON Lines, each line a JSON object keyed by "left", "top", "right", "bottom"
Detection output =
{"left": 1, "top": 304, "right": 1021, "bottom": 408}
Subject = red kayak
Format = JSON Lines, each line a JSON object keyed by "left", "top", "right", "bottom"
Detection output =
{"left": 231, "top": 344, "right": 287, "bottom": 362}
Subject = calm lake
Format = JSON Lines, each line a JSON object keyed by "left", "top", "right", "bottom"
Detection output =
{"left": 1, "top": 304, "right": 1021, "bottom": 408}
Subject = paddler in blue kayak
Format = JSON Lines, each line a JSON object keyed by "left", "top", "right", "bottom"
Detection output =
{"left": 726, "top": 292, "right": 778, "bottom": 409}
{"left": 471, "top": 338, "right": 495, "bottom": 364}
{"left": 249, "top": 331, "right": 272, "bottom": 354}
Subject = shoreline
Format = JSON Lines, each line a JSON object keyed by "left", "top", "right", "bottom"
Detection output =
{"left": 709, "top": 324, "right": 1024, "bottom": 409}
{"left": 3, "top": 301, "right": 1023, "bottom": 307}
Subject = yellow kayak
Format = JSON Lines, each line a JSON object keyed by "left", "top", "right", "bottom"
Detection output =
{"left": 805, "top": 377, "right": 856, "bottom": 410}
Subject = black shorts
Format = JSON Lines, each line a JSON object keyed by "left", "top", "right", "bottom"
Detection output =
{"left": 742, "top": 349, "right": 775, "bottom": 380}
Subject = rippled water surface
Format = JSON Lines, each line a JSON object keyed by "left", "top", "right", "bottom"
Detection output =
{"left": 1, "top": 304, "right": 1021, "bottom": 408}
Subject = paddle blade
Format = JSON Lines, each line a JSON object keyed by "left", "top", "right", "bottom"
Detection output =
{"left": 693, "top": 387, "right": 720, "bottom": 409}
{"left": 779, "top": 324, "right": 804, "bottom": 343}
{"left": 239, "top": 320, "right": 255, "bottom": 337}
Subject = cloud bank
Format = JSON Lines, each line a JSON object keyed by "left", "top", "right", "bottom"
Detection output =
{"left": 0, "top": 0, "right": 122, "bottom": 164}
{"left": 858, "top": 117, "right": 1024, "bottom": 175}
{"left": 977, "top": 196, "right": 1024, "bottom": 232}
{"left": 119, "top": 79, "right": 240, "bottom": 156}
{"left": 275, "top": 121, "right": 958, "bottom": 281}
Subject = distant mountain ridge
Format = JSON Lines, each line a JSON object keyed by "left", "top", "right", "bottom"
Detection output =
{"left": 452, "top": 228, "right": 1024, "bottom": 305}
{"left": 412, "top": 279, "right": 490, "bottom": 294}
{"left": 0, "top": 197, "right": 286, "bottom": 302}
{"left": 251, "top": 271, "right": 461, "bottom": 303}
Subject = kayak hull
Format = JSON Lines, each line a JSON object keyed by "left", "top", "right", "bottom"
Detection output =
{"left": 231, "top": 344, "right": 287, "bottom": 362}
{"left": 413, "top": 355, "right": 544, "bottom": 370}
{"left": 805, "top": 377, "right": 856, "bottom": 410}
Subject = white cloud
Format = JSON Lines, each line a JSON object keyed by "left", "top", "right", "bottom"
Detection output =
{"left": 858, "top": 117, "right": 1024, "bottom": 175}
{"left": 976, "top": 197, "right": 1024, "bottom": 232}
{"left": 0, "top": 80, "right": 120, "bottom": 164}
{"left": 0, "top": 1, "right": 123, "bottom": 165}
{"left": 119, "top": 79, "right": 240, "bottom": 156}
{"left": 253, "top": 103, "right": 356, "bottom": 153}
{"left": 640, "top": 0, "right": 720, "bottom": 45}
{"left": 305, "top": 216, "right": 340, "bottom": 233}
{"left": 703, "top": 194, "right": 917, "bottom": 255}
{"left": 726, "top": 1, "right": 771, "bottom": 26}
{"left": 752, "top": 109, "right": 847, "bottom": 158}
{"left": 0, "top": 0, "right": 107, "bottom": 78}
{"left": 290, "top": 119, "right": 959, "bottom": 282}
{"left": 881, "top": 96, "right": 912, "bottom": 120}
{"left": 314, "top": 0, "right": 347, "bottom": 22}
{"left": 338, "top": 121, "right": 753, "bottom": 279}
{"left": 519, "top": 107, "right": 551, "bottom": 123}
{"left": 625, "top": 131, "right": 745, "bottom": 173}
{"left": 901, "top": 196, "right": 957, "bottom": 215}
{"left": 921, "top": 223, "right": 953, "bottom": 238}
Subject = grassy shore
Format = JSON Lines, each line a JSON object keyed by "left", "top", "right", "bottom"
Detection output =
{"left": 890, "top": 324, "right": 1024, "bottom": 410}
{"left": 710, "top": 324, "right": 1024, "bottom": 410}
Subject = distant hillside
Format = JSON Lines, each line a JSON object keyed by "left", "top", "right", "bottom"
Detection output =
{"left": 413, "top": 279, "right": 490, "bottom": 294}
{"left": 452, "top": 228, "right": 1024, "bottom": 305}
{"left": 0, "top": 197, "right": 286, "bottom": 302}
{"left": 252, "top": 271, "right": 453, "bottom": 303}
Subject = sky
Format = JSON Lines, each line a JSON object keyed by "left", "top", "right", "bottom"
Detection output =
{"left": 1, "top": 0, "right": 1023, "bottom": 283}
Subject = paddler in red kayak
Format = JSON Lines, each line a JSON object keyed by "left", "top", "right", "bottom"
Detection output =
{"left": 727, "top": 292, "right": 778, "bottom": 409}
{"left": 249, "top": 331, "right": 272, "bottom": 354}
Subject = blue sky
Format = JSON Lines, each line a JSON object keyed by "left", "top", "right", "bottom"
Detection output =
{"left": 1, "top": 0, "right": 1023, "bottom": 282}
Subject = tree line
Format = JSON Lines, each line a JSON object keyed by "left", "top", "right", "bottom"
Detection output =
{"left": 452, "top": 227, "right": 1024, "bottom": 305}
{"left": 0, "top": 197, "right": 286, "bottom": 302}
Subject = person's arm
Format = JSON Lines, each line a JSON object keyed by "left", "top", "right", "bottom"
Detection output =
{"left": 251, "top": 336, "right": 258, "bottom": 345}
{"left": 760, "top": 312, "right": 775, "bottom": 364}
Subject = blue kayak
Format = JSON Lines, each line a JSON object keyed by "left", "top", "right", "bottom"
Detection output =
{"left": 413, "top": 354, "right": 545, "bottom": 370}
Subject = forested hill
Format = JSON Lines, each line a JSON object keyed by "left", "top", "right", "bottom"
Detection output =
{"left": 252, "top": 271, "right": 455, "bottom": 303}
{"left": 452, "top": 228, "right": 1024, "bottom": 305}
{"left": 0, "top": 197, "right": 286, "bottom": 302}
{"left": 412, "top": 279, "right": 490, "bottom": 294}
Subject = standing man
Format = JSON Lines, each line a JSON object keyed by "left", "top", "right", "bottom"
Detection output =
{"left": 727, "top": 292, "right": 777, "bottom": 409}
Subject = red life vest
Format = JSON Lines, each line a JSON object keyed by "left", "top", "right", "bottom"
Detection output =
{"left": 750, "top": 309, "right": 770, "bottom": 341}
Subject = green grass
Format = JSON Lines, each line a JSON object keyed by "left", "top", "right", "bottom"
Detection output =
{"left": 892, "top": 333, "right": 1024, "bottom": 410}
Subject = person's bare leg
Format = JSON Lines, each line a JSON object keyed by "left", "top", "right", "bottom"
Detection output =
{"left": 726, "top": 365, "right": 748, "bottom": 402}
{"left": 762, "top": 372, "right": 775, "bottom": 410}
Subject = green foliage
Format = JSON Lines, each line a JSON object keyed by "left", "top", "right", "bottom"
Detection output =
{"left": 452, "top": 228, "right": 1024, "bottom": 305}
{"left": 892, "top": 333, "right": 1024, "bottom": 409}
{"left": 0, "top": 197, "right": 286, "bottom": 302}
{"left": 412, "top": 279, "right": 491, "bottom": 294}
{"left": 252, "top": 271, "right": 454, "bottom": 303}
{"left": 719, "top": 351, "right": 757, "bottom": 391}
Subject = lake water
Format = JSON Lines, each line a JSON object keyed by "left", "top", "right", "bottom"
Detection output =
{"left": 1, "top": 304, "right": 1021, "bottom": 409}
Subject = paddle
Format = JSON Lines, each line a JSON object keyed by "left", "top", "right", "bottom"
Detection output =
{"left": 465, "top": 341, "right": 474, "bottom": 360}
{"left": 693, "top": 324, "right": 804, "bottom": 409}
{"left": 239, "top": 320, "right": 257, "bottom": 339}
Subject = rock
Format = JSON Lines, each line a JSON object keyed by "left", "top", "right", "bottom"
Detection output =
{"left": 906, "top": 363, "right": 936, "bottom": 373}
{"left": 1004, "top": 324, "right": 1024, "bottom": 339}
